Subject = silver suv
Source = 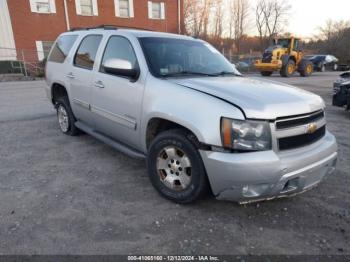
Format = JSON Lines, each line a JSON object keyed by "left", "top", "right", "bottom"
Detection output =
{"left": 45, "top": 27, "right": 337, "bottom": 204}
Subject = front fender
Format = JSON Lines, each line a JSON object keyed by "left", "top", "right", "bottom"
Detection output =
{"left": 140, "top": 76, "right": 245, "bottom": 152}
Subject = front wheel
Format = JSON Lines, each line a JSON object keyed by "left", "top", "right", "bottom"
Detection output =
{"left": 147, "top": 129, "right": 209, "bottom": 204}
{"left": 280, "top": 60, "right": 295, "bottom": 77}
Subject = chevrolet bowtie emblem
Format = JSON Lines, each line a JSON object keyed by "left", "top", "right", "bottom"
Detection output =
{"left": 306, "top": 123, "right": 318, "bottom": 134}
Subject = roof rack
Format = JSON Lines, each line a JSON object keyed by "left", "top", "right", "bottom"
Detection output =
{"left": 69, "top": 25, "right": 117, "bottom": 31}
{"left": 69, "top": 25, "right": 152, "bottom": 32}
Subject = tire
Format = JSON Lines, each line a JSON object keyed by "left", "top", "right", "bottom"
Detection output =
{"left": 280, "top": 60, "right": 295, "bottom": 77}
{"left": 147, "top": 129, "right": 209, "bottom": 204}
{"left": 55, "top": 96, "right": 80, "bottom": 136}
{"left": 260, "top": 71, "right": 273, "bottom": 77}
{"left": 299, "top": 59, "right": 313, "bottom": 77}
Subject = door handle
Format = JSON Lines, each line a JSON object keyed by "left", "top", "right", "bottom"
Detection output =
{"left": 94, "top": 80, "right": 105, "bottom": 88}
{"left": 66, "top": 72, "right": 75, "bottom": 79}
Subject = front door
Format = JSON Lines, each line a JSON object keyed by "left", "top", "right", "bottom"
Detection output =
{"left": 91, "top": 35, "right": 144, "bottom": 149}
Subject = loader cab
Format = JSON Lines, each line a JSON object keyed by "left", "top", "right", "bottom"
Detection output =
{"left": 274, "top": 37, "right": 301, "bottom": 52}
{"left": 275, "top": 38, "right": 291, "bottom": 49}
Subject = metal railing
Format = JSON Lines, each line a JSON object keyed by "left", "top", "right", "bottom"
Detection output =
{"left": 0, "top": 47, "right": 48, "bottom": 77}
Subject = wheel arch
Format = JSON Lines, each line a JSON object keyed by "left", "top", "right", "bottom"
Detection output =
{"left": 145, "top": 117, "right": 204, "bottom": 150}
{"left": 51, "top": 83, "right": 69, "bottom": 105}
{"left": 281, "top": 54, "right": 296, "bottom": 66}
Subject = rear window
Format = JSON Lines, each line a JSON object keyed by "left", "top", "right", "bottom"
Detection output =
{"left": 48, "top": 35, "right": 78, "bottom": 63}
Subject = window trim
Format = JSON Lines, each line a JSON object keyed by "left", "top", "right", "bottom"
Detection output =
{"left": 36, "top": 41, "right": 44, "bottom": 61}
{"left": 80, "top": 0, "right": 93, "bottom": 16}
{"left": 99, "top": 35, "right": 140, "bottom": 81}
{"left": 29, "top": 0, "right": 56, "bottom": 14}
{"left": 75, "top": 0, "right": 98, "bottom": 16}
{"left": 148, "top": 1, "right": 165, "bottom": 20}
{"left": 73, "top": 34, "right": 103, "bottom": 71}
{"left": 115, "top": 0, "right": 134, "bottom": 18}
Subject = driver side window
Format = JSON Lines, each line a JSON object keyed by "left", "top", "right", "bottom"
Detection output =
{"left": 100, "top": 36, "right": 138, "bottom": 74}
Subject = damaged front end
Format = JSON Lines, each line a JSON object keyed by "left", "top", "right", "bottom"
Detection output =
{"left": 333, "top": 77, "right": 350, "bottom": 111}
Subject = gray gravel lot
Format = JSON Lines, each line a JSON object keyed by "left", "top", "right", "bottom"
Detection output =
{"left": 0, "top": 72, "right": 349, "bottom": 255}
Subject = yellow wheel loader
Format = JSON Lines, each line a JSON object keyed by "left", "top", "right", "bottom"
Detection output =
{"left": 255, "top": 37, "right": 313, "bottom": 77}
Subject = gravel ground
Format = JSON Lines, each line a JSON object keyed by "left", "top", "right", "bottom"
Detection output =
{"left": 0, "top": 72, "right": 349, "bottom": 255}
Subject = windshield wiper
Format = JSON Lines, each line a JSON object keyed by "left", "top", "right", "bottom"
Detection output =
{"left": 212, "top": 71, "right": 239, "bottom": 76}
{"left": 161, "top": 71, "right": 217, "bottom": 77}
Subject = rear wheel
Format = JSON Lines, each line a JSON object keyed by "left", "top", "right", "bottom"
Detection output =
{"left": 55, "top": 96, "right": 80, "bottom": 136}
{"left": 299, "top": 60, "right": 313, "bottom": 77}
{"left": 147, "top": 129, "right": 208, "bottom": 204}
{"left": 280, "top": 60, "right": 295, "bottom": 77}
{"left": 260, "top": 71, "right": 273, "bottom": 77}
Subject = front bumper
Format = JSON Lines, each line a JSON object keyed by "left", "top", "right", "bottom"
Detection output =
{"left": 254, "top": 60, "right": 282, "bottom": 71}
{"left": 200, "top": 131, "right": 337, "bottom": 203}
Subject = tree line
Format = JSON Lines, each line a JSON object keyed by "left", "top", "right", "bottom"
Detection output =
{"left": 184, "top": 0, "right": 291, "bottom": 55}
{"left": 183, "top": 0, "right": 350, "bottom": 63}
{"left": 306, "top": 20, "right": 350, "bottom": 63}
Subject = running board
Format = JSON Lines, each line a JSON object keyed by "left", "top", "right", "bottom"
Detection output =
{"left": 75, "top": 121, "right": 146, "bottom": 159}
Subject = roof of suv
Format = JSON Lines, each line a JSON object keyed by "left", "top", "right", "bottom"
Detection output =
{"left": 122, "top": 29, "right": 195, "bottom": 40}
{"left": 67, "top": 27, "right": 195, "bottom": 40}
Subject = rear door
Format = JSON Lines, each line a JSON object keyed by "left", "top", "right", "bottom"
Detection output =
{"left": 91, "top": 35, "right": 145, "bottom": 149}
{"left": 46, "top": 34, "right": 78, "bottom": 100}
{"left": 68, "top": 34, "right": 103, "bottom": 126}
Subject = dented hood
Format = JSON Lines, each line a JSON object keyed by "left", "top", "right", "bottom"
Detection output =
{"left": 170, "top": 76, "right": 325, "bottom": 119}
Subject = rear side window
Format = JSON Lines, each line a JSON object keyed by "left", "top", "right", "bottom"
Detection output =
{"left": 48, "top": 35, "right": 78, "bottom": 63}
{"left": 74, "top": 35, "right": 102, "bottom": 70}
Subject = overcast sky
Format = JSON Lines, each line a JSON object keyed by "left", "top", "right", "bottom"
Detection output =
{"left": 245, "top": 0, "right": 350, "bottom": 37}
{"left": 287, "top": 0, "right": 350, "bottom": 37}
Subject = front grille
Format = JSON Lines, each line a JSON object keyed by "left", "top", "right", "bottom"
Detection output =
{"left": 276, "top": 110, "right": 324, "bottom": 130}
{"left": 262, "top": 52, "right": 272, "bottom": 63}
{"left": 278, "top": 125, "right": 326, "bottom": 151}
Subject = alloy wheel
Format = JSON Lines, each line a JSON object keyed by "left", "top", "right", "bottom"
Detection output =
{"left": 156, "top": 146, "right": 192, "bottom": 191}
{"left": 57, "top": 105, "right": 69, "bottom": 132}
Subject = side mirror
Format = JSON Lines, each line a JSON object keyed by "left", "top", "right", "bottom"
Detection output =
{"left": 103, "top": 58, "right": 139, "bottom": 80}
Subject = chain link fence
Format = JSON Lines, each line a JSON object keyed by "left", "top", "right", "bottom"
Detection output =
{"left": 0, "top": 47, "right": 50, "bottom": 78}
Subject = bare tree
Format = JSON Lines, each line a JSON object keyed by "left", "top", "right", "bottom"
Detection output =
{"left": 255, "top": 0, "right": 291, "bottom": 51}
{"left": 314, "top": 19, "right": 350, "bottom": 62}
{"left": 212, "top": 0, "right": 224, "bottom": 40}
{"left": 184, "top": 0, "right": 214, "bottom": 38}
{"left": 228, "top": 0, "right": 250, "bottom": 54}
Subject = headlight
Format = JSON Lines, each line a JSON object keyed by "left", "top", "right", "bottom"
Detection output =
{"left": 340, "top": 80, "right": 350, "bottom": 87}
{"left": 221, "top": 118, "right": 272, "bottom": 151}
